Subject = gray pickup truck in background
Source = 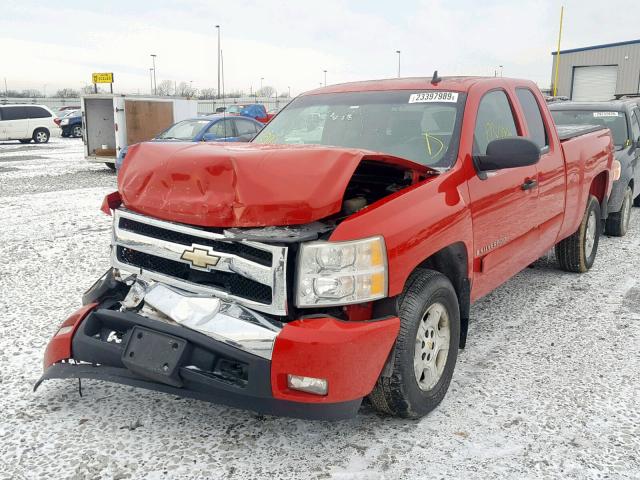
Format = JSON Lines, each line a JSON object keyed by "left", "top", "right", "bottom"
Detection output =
{"left": 550, "top": 100, "right": 640, "bottom": 236}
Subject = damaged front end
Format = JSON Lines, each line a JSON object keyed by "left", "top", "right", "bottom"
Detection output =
{"left": 36, "top": 147, "right": 436, "bottom": 419}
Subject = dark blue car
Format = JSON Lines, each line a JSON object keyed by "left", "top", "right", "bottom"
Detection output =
{"left": 116, "top": 114, "right": 264, "bottom": 170}
{"left": 58, "top": 110, "right": 83, "bottom": 138}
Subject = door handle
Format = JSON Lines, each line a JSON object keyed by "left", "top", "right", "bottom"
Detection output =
{"left": 521, "top": 178, "right": 537, "bottom": 191}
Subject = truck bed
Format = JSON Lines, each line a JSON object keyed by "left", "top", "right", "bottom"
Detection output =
{"left": 556, "top": 124, "right": 605, "bottom": 141}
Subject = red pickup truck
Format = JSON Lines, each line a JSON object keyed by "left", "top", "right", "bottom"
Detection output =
{"left": 37, "top": 77, "right": 614, "bottom": 420}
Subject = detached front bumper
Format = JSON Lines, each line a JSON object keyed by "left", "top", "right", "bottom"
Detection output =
{"left": 37, "top": 279, "right": 399, "bottom": 420}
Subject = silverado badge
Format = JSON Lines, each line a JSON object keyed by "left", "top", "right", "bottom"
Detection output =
{"left": 180, "top": 246, "right": 221, "bottom": 269}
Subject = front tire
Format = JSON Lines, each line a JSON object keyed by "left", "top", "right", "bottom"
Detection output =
{"left": 605, "top": 186, "right": 632, "bottom": 237}
{"left": 369, "top": 269, "right": 460, "bottom": 418}
{"left": 72, "top": 125, "right": 83, "bottom": 138}
{"left": 556, "top": 195, "right": 601, "bottom": 273}
{"left": 33, "top": 128, "right": 50, "bottom": 144}
{"left": 105, "top": 162, "right": 116, "bottom": 171}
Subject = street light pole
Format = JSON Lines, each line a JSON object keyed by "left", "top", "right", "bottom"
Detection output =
{"left": 396, "top": 50, "right": 401, "bottom": 78}
{"left": 149, "top": 68, "right": 154, "bottom": 94}
{"left": 323, "top": 70, "right": 327, "bottom": 87}
{"left": 150, "top": 54, "right": 157, "bottom": 95}
{"left": 215, "top": 25, "right": 221, "bottom": 99}
{"left": 260, "top": 77, "right": 264, "bottom": 95}
{"left": 288, "top": 86, "right": 291, "bottom": 97}
{"left": 499, "top": 65, "right": 504, "bottom": 77}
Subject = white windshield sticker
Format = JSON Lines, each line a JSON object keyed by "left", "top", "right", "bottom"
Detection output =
{"left": 409, "top": 92, "right": 458, "bottom": 103}
{"left": 593, "top": 112, "right": 619, "bottom": 117}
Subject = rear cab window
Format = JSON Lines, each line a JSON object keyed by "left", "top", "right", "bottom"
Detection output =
{"left": 473, "top": 90, "right": 519, "bottom": 155}
{"left": 515, "top": 88, "right": 549, "bottom": 151}
{"left": 551, "top": 109, "right": 629, "bottom": 148}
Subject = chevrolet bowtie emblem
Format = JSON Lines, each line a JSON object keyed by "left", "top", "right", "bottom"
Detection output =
{"left": 181, "top": 246, "right": 221, "bottom": 269}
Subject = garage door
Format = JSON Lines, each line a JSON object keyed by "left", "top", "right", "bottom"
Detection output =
{"left": 571, "top": 66, "right": 618, "bottom": 101}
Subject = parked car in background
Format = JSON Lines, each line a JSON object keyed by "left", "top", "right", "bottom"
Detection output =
{"left": 0, "top": 104, "right": 60, "bottom": 143}
{"left": 550, "top": 100, "right": 640, "bottom": 235}
{"left": 216, "top": 103, "right": 274, "bottom": 123}
{"left": 115, "top": 114, "right": 263, "bottom": 170}
{"left": 56, "top": 106, "right": 81, "bottom": 115}
{"left": 58, "top": 110, "right": 83, "bottom": 138}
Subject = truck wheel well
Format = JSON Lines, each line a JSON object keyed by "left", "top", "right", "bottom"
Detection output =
{"left": 589, "top": 171, "right": 608, "bottom": 206}
{"left": 410, "top": 243, "right": 470, "bottom": 348}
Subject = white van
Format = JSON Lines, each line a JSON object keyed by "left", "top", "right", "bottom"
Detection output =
{"left": 0, "top": 104, "right": 60, "bottom": 143}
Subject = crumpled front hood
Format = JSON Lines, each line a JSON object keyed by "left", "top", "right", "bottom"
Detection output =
{"left": 118, "top": 142, "right": 431, "bottom": 227}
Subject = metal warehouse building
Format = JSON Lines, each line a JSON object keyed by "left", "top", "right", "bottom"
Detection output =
{"left": 550, "top": 39, "right": 640, "bottom": 101}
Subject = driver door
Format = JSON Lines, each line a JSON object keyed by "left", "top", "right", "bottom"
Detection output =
{"left": 467, "top": 89, "right": 540, "bottom": 300}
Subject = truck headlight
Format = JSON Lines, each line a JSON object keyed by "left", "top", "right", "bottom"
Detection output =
{"left": 295, "top": 236, "right": 387, "bottom": 307}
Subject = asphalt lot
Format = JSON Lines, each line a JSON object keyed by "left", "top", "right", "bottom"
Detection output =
{"left": 0, "top": 137, "right": 639, "bottom": 480}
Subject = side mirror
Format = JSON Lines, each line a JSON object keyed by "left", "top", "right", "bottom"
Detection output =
{"left": 475, "top": 137, "right": 541, "bottom": 174}
{"left": 202, "top": 132, "right": 218, "bottom": 142}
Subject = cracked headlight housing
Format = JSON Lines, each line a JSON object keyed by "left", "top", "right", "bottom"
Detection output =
{"left": 295, "top": 236, "right": 387, "bottom": 307}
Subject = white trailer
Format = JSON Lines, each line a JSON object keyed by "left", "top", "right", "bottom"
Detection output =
{"left": 81, "top": 95, "right": 199, "bottom": 169}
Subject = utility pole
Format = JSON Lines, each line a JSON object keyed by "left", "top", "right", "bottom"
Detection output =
{"left": 323, "top": 70, "right": 327, "bottom": 87}
{"left": 149, "top": 68, "right": 153, "bottom": 95}
{"left": 216, "top": 25, "right": 221, "bottom": 99}
{"left": 499, "top": 65, "right": 504, "bottom": 77}
{"left": 260, "top": 77, "right": 264, "bottom": 92}
{"left": 396, "top": 50, "right": 401, "bottom": 78}
{"left": 150, "top": 54, "right": 157, "bottom": 95}
{"left": 553, "top": 6, "right": 564, "bottom": 96}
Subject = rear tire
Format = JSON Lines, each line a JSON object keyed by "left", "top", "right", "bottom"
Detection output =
{"left": 105, "top": 163, "right": 116, "bottom": 171}
{"left": 369, "top": 269, "right": 460, "bottom": 418}
{"left": 556, "top": 195, "right": 601, "bottom": 273}
{"left": 72, "top": 125, "right": 82, "bottom": 138}
{"left": 33, "top": 128, "right": 50, "bottom": 144}
{"left": 605, "top": 186, "right": 632, "bottom": 237}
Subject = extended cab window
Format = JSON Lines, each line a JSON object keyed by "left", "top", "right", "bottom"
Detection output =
{"left": 473, "top": 90, "right": 518, "bottom": 155}
{"left": 252, "top": 90, "right": 466, "bottom": 169}
{"left": 515, "top": 88, "right": 548, "bottom": 149}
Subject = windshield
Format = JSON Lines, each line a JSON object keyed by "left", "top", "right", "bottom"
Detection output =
{"left": 226, "top": 105, "right": 244, "bottom": 114}
{"left": 551, "top": 110, "right": 629, "bottom": 147}
{"left": 252, "top": 90, "right": 466, "bottom": 168}
{"left": 156, "top": 119, "right": 210, "bottom": 140}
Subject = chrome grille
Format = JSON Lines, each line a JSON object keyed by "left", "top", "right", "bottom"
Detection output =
{"left": 111, "top": 209, "right": 288, "bottom": 315}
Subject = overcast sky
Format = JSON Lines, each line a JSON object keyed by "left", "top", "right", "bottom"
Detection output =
{"left": 1, "top": 0, "right": 639, "bottom": 96}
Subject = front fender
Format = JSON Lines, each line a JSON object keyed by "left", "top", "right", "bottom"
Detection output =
{"left": 330, "top": 169, "right": 472, "bottom": 298}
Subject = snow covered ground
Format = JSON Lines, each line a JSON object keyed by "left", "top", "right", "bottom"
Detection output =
{"left": 0, "top": 137, "right": 638, "bottom": 480}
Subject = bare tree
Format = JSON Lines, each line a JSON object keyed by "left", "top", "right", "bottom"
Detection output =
{"left": 156, "top": 80, "right": 174, "bottom": 96}
{"left": 56, "top": 88, "right": 79, "bottom": 98}
{"left": 81, "top": 85, "right": 95, "bottom": 95}
{"left": 256, "top": 86, "right": 275, "bottom": 98}
{"left": 223, "top": 90, "right": 244, "bottom": 98}
{"left": 21, "top": 89, "right": 41, "bottom": 98}
{"left": 175, "top": 81, "right": 197, "bottom": 97}
{"left": 198, "top": 88, "right": 217, "bottom": 99}
{"left": 278, "top": 91, "right": 290, "bottom": 98}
